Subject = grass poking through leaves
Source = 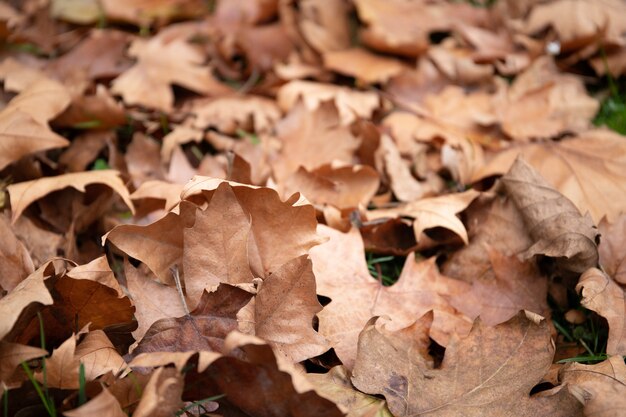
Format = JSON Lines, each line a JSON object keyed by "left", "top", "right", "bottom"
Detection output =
{"left": 366, "top": 253, "right": 405, "bottom": 286}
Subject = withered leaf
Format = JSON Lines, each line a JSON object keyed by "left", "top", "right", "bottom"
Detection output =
{"left": 132, "top": 284, "right": 252, "bottom": 355}
{"left": 8, "top": 170, "right": 135, "bottom": 223}
{"left": 500, "top": 158, "right": 599, "bottom": 274}
{"left": 576, "top": 268, "right": 626, "bottom": 356}
{"left": 352, "top": 312, "right": 581, "bottom": 417}
{"left": 64, "top": 388, "right": 127, "bottom": 417}
{"left": 132, "top": 366, "right": 183, "bottom": 417}
{"left": 0, "top": 341, "right": 47, "bottom": 394}
{"left": 598, "top": 215, "right": 626, "bottom": 284}
{"left": 0, "top": 214, "right": 34, "bottom": 292}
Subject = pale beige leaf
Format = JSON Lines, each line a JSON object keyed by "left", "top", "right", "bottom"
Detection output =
{"left": 0, "top": 214, "right": 34, "bottom": 292}
{"left": 598, "top": 215, "right": 626, "bottom": 284}
{"left": 66, "top": 255, "right": 123, "bottom": 296}
{"left": 8, "top": 170, "right": 134, "bottom": 223}
{"left": 323, "top": 48, "right": 406, "bottom": 83}
{"left": 64, "top": 388, "right": 126, "bottom": 417}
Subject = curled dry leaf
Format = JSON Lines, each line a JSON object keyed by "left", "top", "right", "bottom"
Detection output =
{"left": 64, "top": 388, "right": 126, "bottom": 417}
{"left": 307, "top": 365, "right": 393, "bottom": 417}
{"left": 277, "top": 81, "right": 380, "bottom": 126}
{"left": 7, "top": 170, "right": 134, "bottom": 223}
{"left": 323, "top": 48, "right": 406, "bottom": 84}
{"left": 352, "top": 312, "right": 582, "bottom": 417}
{"left": 66, "top": 255, "right": 123, "bottom": 296}
{"left": 310, "top": 225, "right": 471, "bottom": 369}
{"left": 367, "top": 189, "right": 481, "bottom": 245}
{"left": 0, "top": 214, "right": 34, "bottom": 292}
{"left": 559, "top": 355, "right": 626, "bottom": 417}
{"left": 501, "top": 158, "right": 599, "bottom": 274}
{"left": 0, "top": 341, "right": 47, "bottom": 395}
{"left": 598, "top": 215, "right": 626, "bottom": 284}
{"left": 576, "top": 268, "right": 626, "bottom": 356}
{"left": 132, "top": 366, "right": 183, "bottom": 417}
{"left": 474, "top": 129, "right": 626, "bottom": 224}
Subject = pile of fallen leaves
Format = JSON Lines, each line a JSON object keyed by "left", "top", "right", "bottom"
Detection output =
{"left": 2, "top": 0, "right": 626, "bottom": 415}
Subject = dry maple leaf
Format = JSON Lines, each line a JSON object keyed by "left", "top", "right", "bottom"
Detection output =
{"left": 7, "top": 170, "right": 134, "bottom": 223}
{"left": 310, "top": 225, "right": 471, "bottom": 369}
{"left": 277, "top": 80, "right": 380, "bottom": 126}
{"left": 501, "top": 158, "right": 599, "bottom": 274}
{"left": 559, "top": 355, "right": 626, "bottom": 417}
{"left": 308, "top": 365, "right": 393, "bottom": 417}
{"left": 132, "top": 284, "right": 253, "bottom": 355}
{"left": 112, "top": 34, "right": 230, "bottom": 112}
{"left": 367, "top": 189, "right": 481, "bottom": 245}
{"left": 598, "top": 215, "right": 626, "bottom": 284}
{"left": 576, "top": 268, "right": 626, "bottom": 356}
{"left": 352, "top": 312, "right": 582, "bottom": 417}
{"left": 474, "top": 129, "right": 626, "bottom": 224}
{"left": 64, "top": 388, "right": 127, "bottom": 417}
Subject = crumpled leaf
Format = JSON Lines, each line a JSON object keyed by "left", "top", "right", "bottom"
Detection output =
{"left": 0, "top": 214, "right": 34, "bottom": 292}
{"left": 352, "top": 312, "right": 582, "bottom": 417}
{"left": 255, "top": 255, "right": 329, "bottom": 363}
{"left": 598, "top": 215, "right": 626, "bottom": 284}
{"left": 500, "top": 158, "right": 599, "bottom": 274}
{"left": 474, "top": 129, "right": 626, "bottom": 224}
{"left": 367, "top": 189, "right": 480, "bottom": 245}
{"left": 310, "top": 225, "right": 471, "bottom": 369}
{"left": 277, "top": 81, "right": 380, "bottom": 126}
{"left": 308, "top": 365, "right": 393, "bottom": 417}
{"left": 559, "top": 355, "right": 626, "bottom": 417}
{"left": 7, "top": 170, "right": 134, "bottom": 223}
{"left": 576, "top": 268, "right": 626, "bottom": 356}
{"left": 64, "top": 388, "right": 127, "bottom": 417}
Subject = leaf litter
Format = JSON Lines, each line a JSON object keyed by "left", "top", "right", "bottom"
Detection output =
{"left": 1, "top": 0, "right": 626, "bottom": 416}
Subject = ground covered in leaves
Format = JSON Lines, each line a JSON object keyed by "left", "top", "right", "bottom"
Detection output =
{"left": 2, "top": 0, "right": 626, "bottom": 416}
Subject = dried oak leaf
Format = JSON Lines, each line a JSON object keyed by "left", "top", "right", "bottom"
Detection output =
{"left": 598, "top": 215, "right": 626, "bottom": 284}
{"left": 308, "top": 365, "right": 393, "bottom": 417}
{"left": 353, "top": 0, "right": 488, "bottom": 57}
{"left": 0, "top": 214, "right": 34, "bottom": 292}
{"left": 494, "top": 57, "right": 599, "bottom": 141}
{"left": 38, "top": 330, "right": 127, "bottom": 389}
{"left": 501, "top": 158, "right": 599, "bottom": 274}
{"left": 255, "top": 255, "right": 329, "bottom": 363}
{"left": 101, "top": 0, "right": 208, "bottom": 26}
{"left": 272, "top": 100, "right": 362, "bottom": 182}
{"left": 310, "top": 225, "right": 471, "bottom": 370}
{"left": 474, "top": 129, "right": 626, "bottom": 224}
{"left": 559, "top": 355, "right": 626, "bottom": 417}
{"left": 182, "top": 332, "right": 344, "bottom": 417}
{"left": 132, "top": 284, "right": 252, "bottom": 355}
{"left": 352, "top": 312, "right": 582, "bottom": 417}
{"left": 277, "top": 80, "right": 381, "bottom": 126}
{"left": 0, "top": 263, "right": 53, "bottom": 340}
{"left": 576, "top": 268, "right": 626, "bottom": 356}
{"left": 112, "top": 34, "right": 230, "bottom": 112}
{"left": 64, "top": 388, "right": 126, "bottom": 417}
{"left": 280, "top": 164, "right": 380, "bottom": 211}
{"left": 367, "top": 189, "right": 481, "bottom": 245}
{"left": 323, "top": 48, "right": 406, "bottom": 84}
{"left": 7, "top": 170, "right": 134, "bottom": 223}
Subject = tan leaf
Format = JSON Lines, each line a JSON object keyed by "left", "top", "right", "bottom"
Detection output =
{"left": 352, "top": 312, "right": 582, "bottom": 417}
{"left": 132, "top": 366, "right": 183, "bottom": 417}
{"left": 111, "top": 35, "right": 230, "bottom": 112}
{"left": 576, "top": 268, "right": 626, "bottom": 356}
{"left": 307, "top": 365, "right": 393, "bottom": 417}
{"left": 58, "top": 131, "right": 112, "bottom": 172}
{"left": 160, "top": 125, "right": 204, "bottom": 163}
{"left": 182, "top": 183, "right": 254, "bottom": 306}
{"left": 0, "top": 214, "right": 34, "bottom": 292}
{"left": 66, "top": 255, "right": 123, "bottom": 296}
{"left": 310, "top": 225, "right": 471, "bottom": 369}
{"left": 7, "top": 170, "right": 134, "bottom": 223}
{"left": 323, "top": 48, "right": 406, "bottom": 84}
{"left": 500, "top": 158, "right": 599, "bottom": 274}
{"left": 277, "top": 80, "right": 380, "bottom": 126}
{"left": 124, "top": 262, "right": 186, "bottom": 342}
{"left": 598, "top": 215, "right": 626, "bottom": 284}
{"left": 474, "top": 129, "right": 626, "bottom": 223}
{"left": 0, "top": 110, "right": 69, "bottom": 171}
{"left": 3, "top": 78, "right": 72, "bottom": 124}
{"left": 280, "top": 164, "right": 380, "bottom": 210}
{"left": 255, "top": 255, "right": 328, "bottom": 362}
{"left": 51, "top": 0, "right": 101, "bottom": 25}
{"left": 495, "top": 57, "right": 599, "bottom": 141}
{"left": 559, "top": 355, "right": 626, "bottom": 417}
{"left": 0, "top": 341, "right": 47, "bottom": 393}
{"left": 131, "top": 180, "right": 184, "bottom": 212}
{"left": 272, "top": 101, "right": 361, "bottom": 182}
{"left": 448, "top": 246, "right": 549, "bottom": 326}
{"left": 64, "top": 388, "right": 127, "bottom": 417}
{"left": 102, "top": 0, "right": 208, "bottom": 26}
{"left": 367, "top": 189, "right": 480, "bottom": 245}
{"left": 0, "top": 263, "right": 53, "bottom": 339}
